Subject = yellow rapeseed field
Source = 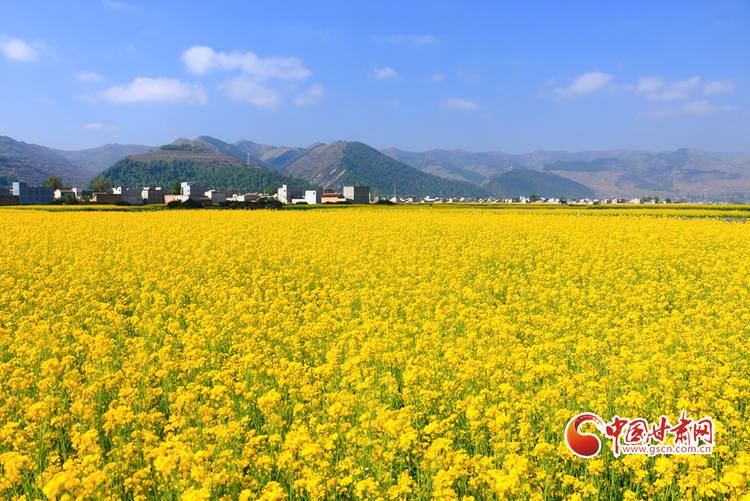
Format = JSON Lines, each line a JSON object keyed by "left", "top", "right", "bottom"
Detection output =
{"left": 0, "top": 207, "right": 748, "bottom": 500}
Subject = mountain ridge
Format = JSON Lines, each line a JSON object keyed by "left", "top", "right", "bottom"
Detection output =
{"left": 3, "top": 133, "right": 750, "bottom": 202}
{"left": 382, "top": 146, "right": 750, "bottom": 201}
{"left": 0, "top": 136, "right": 98, "bottom": 188}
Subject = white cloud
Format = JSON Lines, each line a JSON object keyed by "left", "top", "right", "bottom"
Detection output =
{"left": 82, "top": 122, "right": 119, "bottom": 130}
{"left": 293, "top": 84, "right": 324, "bottom": 106}
{"left": 440, "top": 97, "right": 479, "bottom": 111}
{"left": 457, "top": 69, "right": 482, "bottom": 85}
{"left": 372, "top": 34, "right": 437, "bottom": 46}
{"left": 552, "top": 71, "right": 614, "bottom": 100}
{"left": 217, "top": 76, "right": 282, "bottom": 108}
{"left": 680, "top": 100, "right": 715, "bottom": 114}
{"left": 637, "top": 99, "right": 734, "bottom": 120}
{"left": 103, "top": 1, "right": 133, "bottom": 9}
{"left": 181, "top": 45, "right": 311, "bottom": 80}
{"left": 704, "top": 79, "right": 734, "bottom": 95}
{"left": 370, "top": 67, "right": 401, "bottom": 82}
{"left": 100, "top": 77, "right": 208, "bottom": 104}
{"left": 635, "top": 76, "right": 663, "bottom": 94}
{"left": 637, "top": 76, "right": 701, "bottom": 101}
{"left": 76, "top": 71, "right": 106, "bottom": 83}
{"left": 425, "top": 73, "right": 444, "bottom": 84}
{"left": 0, "top": 35, "right": 39, "bottom": 62}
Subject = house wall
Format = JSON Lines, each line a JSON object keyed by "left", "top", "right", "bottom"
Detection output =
{"left": 343, "top": 186, "right": 369, "bottom": 204}
{"left": 12, "top": 182, "right": 54, "bottom": 204}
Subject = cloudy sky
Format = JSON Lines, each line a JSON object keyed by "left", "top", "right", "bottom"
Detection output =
{"left": 1, "top": 0, "right": 748, "bottom": 153}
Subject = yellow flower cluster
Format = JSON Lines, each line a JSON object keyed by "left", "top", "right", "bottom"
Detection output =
{"left": 0, "top": 208, "right": 748, "bottom": 500}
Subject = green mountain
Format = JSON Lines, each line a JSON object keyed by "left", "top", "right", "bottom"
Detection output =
{"left": 283, "top": 141, "right": 490, "bottom": 198}
{"left": 481, "top": 167, "right": 596, "bottom": 199}
{"left": 0, "top": 135, "right": 97, "bottom": 187}
{"left": 88, "top": 144, "right": 318, "bottom": 193}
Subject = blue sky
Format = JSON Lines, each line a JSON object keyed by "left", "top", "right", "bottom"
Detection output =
{"left": 1, "top": 0, "right": 748, "bottom": 153}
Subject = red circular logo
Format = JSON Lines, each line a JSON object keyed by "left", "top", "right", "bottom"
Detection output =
{"left": 565, "top": 413, "right": 605, "bottom": 458}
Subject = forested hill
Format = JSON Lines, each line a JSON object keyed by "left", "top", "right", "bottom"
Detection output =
{"left": 338, "top": 142, "right": 490, "bottom": 198}
{"left": 481, "top": 166, "right": 596, "bottom": 199}
{"left": 88, "top": 155, "right": 319, "bottom": 193}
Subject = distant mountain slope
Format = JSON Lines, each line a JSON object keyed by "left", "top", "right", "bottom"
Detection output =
{"left": 89, "top": 142, "right": 318, "bottom": 192}
{"left": 283, "top": 141, "right": 490, "bottom": 198}
{"left": 283, "top": 142, "right": 348, "bottom": 185}
{"left": 542, "top": 158, "right": 621, "bottom": 172}
{"left": 0, "top": 135, "right": 97, "bottom": 187}
{"left": 54, "top": 143, "right": 157, "bottom": 176}
{"left": 481, "top": 167, "right": 596, "bottom": 199}
{"left": 191, "top": 136, "right": 272, "bottom": 168}
{"left": 261, "top": 146, "right": 305, "bottom": 170}
{"left": 383, "top": 147, "right": 650, "bottom": 181}
{"left": 384, "top": 146, "right": 750, "bottom": 201}
{"left": 234, "top": 139, "right": 278, "bottom": 159}
{"left": 234, "top": 140, "right": 325, "bottom": 171}
{"left": 542, "top": 148, "right": 750, "bottom": 200}
{"left": 382, "top": 147, "right": 513, "bottom": 180}
{"left": 379, "top": 148, "right": 486, "bottom": 184}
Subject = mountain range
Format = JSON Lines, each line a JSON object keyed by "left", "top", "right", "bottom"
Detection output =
{"left": 1, "top": 136, "right": 99, "bottom": 188}
{"left": 382, "top": 147, "right": 750, "bottom": 202}
{"left": 2, "top": 133, "right": 750, "bottom": 202}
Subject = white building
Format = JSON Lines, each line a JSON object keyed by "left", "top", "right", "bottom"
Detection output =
{"left": 113, "top": 187, "right": 144, "bottom": 205}
{"left": 141, "top": 187, "right": 165, "bottom": 204}
{"left": 54, "top": 188, "right": 79, "bottom": 200}
{"left": 181, "top": 182, "right": 207, "bottom": 196}
{"left": 278, "top": 184, "right": 303, "bottom": 204}
{"left": 232, "top": 192, "right": 263, "bottom": 202}
{"left": 205, "top": 190, "right": 231, "bottom": 203}
{"left": 304, "top": 189, "right": 321, "bottom": 204}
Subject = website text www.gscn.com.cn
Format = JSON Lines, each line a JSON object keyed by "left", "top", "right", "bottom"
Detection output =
{"left": 619, "top": 444, "right": 713, "bottom": 457}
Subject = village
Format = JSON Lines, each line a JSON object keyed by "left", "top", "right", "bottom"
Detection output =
{"left": 1, "top": 181, "right": 687, "bottom": 206}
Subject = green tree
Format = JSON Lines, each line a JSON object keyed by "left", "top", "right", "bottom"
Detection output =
{"left": 267, "top": 183, "right": 277, "bottom": 195}
{"left": 43, "top": 175, "right": 64, "bottom": 190}
{"left": 529, "top": 193, "right": 541, "bottom": 202}
{"left": 92, "top": 177, "right": 113, "bottom": 192}
{"left": 171, "top": 181, "right": 181, "bottom": 195}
